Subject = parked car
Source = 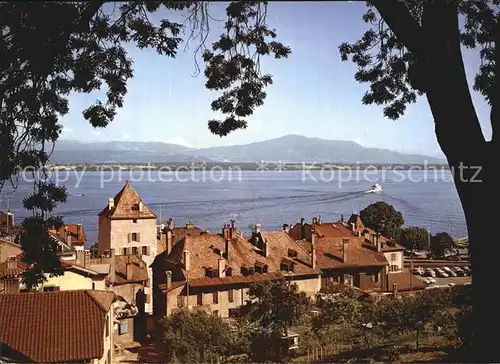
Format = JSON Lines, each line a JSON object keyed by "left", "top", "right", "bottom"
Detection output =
{"left": 448, "top": 270, "right": 457, "bottom": 277}
{"left": 424, "top": 270, "right": 436, "bottom": 277}
{"left": 436, "top": 271, "right": 449, "bottom": 278}
{"left": 454, "top": 270, "right": 466, "bottom": 277}
{"left": 424, "top": 277, "right": 436, "bottom": 284}
{"left": 442, "top": 266, "right": 452, "bottom": 272}
{"left": 412, "top": 268, "right": 424, "bottom": 275}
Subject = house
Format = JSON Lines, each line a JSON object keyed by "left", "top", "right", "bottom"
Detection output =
{"left": 98, "top": 182, "right": 157, "bottom": 314}
{"left": 347, "top": 214, "right": 405, "bottom": 273}
{"left": 0, "top": 251, "right": 108, "bottom": 294}
{"left": 0, "top": 290, "right": 116, "bottom": 363}
{"left": 290, "top": 215, "right": 424, "bottom": 294}
{"left": 90, "top": 249, "right": 149, "bottom": 340}
{"left": 151, "top": 220, "right": 321, "bottom": 320}
{"left": 290, "top": 219, "right": 389, "bottom": 291}
{"left": 0, "top": 237, "right": 22, "bottom": 263}
{"left": 49, "top": 223, "right": 87, "bottom": 251}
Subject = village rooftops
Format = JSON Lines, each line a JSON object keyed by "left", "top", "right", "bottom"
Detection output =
{"left": 0, "top": 256, "right": 103, "bottom": 280}
{"left": 98, "top": 182, "right": 156, "bottom": 220}
{"left": 48, "top": 223, "right": 86, "bottom": 247}
{"left": 155, "top": 222, "right": 320, "bottom": 290}
{"left": 0, "top": 290, "right": 116, "bottom": 363}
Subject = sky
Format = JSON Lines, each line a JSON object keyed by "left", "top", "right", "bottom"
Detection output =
{"left": 59, "top": 2, "right": 492, "bottom": 158}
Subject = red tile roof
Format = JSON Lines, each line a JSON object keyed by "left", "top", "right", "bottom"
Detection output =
{"left": 0, "top": 257, "right": 101, "bottom": 280}
{"left": 0, "top": 290, "right": 116, "bottom": 363}
{"left": 98, "top": 182, "right": 156, "bottom": 220}
{"left": 154, "top": 227, "right": 319, "bottom": 289}
{"left": 0, "top": 255, "right": 27, "bottom": 279}
{"left": 312, "top": 237, "right": 389, "bottom": 269}
{"left": 49, "top": 224, "right": 86, "bottom": 246}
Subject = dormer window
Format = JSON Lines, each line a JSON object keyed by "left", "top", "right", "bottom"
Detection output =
{"left": 254, "top": 261, "right": 268, "bottom": 274}
{"left": 241, "top": 266, "right": 254, "bottom": 276}
{"left": 226, "top": 267, "right": 233, "bottom": 277}
{"left": 280, "top": 258, "right": 295, "bottom": 272}
{"left": 288, "top": 249, "right": 298, "bottom": 258}
{"left": 206, "top": 267, "right": 218, "bottom": 278}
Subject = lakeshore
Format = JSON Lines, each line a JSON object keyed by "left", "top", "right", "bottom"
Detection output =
{"left": 46, "top": 162, "right": 451, "bottom": 171}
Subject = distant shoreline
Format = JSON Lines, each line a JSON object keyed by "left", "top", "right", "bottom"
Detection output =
{"left": 46, "top": 162, "right": 451, "bottom": 171}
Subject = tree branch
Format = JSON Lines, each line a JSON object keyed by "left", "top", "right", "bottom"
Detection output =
{"left": 491, "top": 16, "right": 500, "bottom": 148}
{"left": 370, "top": 0, "right": 427, "bottom": 59}
{"left": 420, "top": 1, "right": 485, "bottom": 158}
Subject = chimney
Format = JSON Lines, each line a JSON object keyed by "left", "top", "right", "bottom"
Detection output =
{"left": 166, "top": 270, "right": 172, "bottom": 289}
{"left": 283, "top": 224, "right": 290, "bottom": 233}
{"left": 300, "top": 217, "right": 305, "bottom": 226}
{"left": 126, "top": 263, "right": 134, "bottom": 281}
{"left": 351, "top": 222, "right": 356, "bottom": 231}
{"left": 77, "top": 223, "right": 82, "bottom": 237}
{"left": 311, "top": 232, "right": 317, "bottom": 269}
{"left": 376, "top": 234, "right": 382, "bottom": 252}
{"left": 254, "top": 223, "right": 261, "bottom": 234}
{"left": 183, "top": 250, "right": 190, "bottom": 271}
{"left": 340, "top": 214, "right": 344, "bottom": 222}
{"left": 218, "top": 257, "right": 225, "bottom": 278}
{"left": 108, "top": 197, "right": 114, "bottom": 210}
{"left": 110, "top": 249, "right": 116, "bottom": 283}
{"left": 342, "top": 239, "right": 349, "bottom": 263}
{"left": 7, "top": 257, "right": 16, "bottom": 270}
{"left": 66, "top": 229, "right": 72, "bottom": 249}
{"left": 186, "top": 221, "right": 194, "bottom": 229}
{"left": 76, "top": 250, "right": 85, "bottom": 266}
{"left": 223, "top": 225, "right": 230, "bottom": 240}
{"left": 225, "top": 238, "right": 230, "bottom": 260}
{"left": 84, "top": 250, "right": 90, "bottom": 268}
{"left": 264, "top": 239, "right": 269, "bottom": 257}
{"left": 167, "top": 218, "right": 174, "bottom": 230}
{"left": 312, "top": 217, "right": 317, "bottom": 224}
{"left": 392, "top": 283, "right": 398, "bottom": 296}
{"left": 230, "top": 220, "right": 237, "bottom": 239}
{"left": 167, "top": 230, "right": 173, "bottom": 255}
{"left": 139, "top": 201, "right": 144, "bottom": 212}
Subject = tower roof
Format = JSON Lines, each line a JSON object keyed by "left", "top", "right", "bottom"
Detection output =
{"left": 98, "top": 182, "right": 156, "bottom": 220}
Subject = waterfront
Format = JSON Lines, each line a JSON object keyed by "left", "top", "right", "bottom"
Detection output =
{"left": 2, "top": 170, "right": 466, "bottom": 245}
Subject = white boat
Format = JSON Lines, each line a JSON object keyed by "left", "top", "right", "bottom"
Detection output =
{"left": 365, "top": 183, "right": 382, "bottom": 193}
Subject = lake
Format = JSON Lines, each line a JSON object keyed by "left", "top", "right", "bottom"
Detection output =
{"left": 1, "top": 169, "right": 467, "bottom": 246}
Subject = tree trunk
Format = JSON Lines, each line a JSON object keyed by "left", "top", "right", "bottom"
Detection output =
{"left": 418, "top": 3, "right": 500, "bottom": 361}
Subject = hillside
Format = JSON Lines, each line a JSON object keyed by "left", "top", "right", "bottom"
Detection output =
{"left": 52, "top": 135, "right": 446, "bottom": 164}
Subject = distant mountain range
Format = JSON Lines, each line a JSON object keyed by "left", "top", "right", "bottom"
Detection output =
{"left": 52, "top": 135, "right": 446, "bottom": 164}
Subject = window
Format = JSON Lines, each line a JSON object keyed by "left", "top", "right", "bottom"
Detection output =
{"left": 142, "top": 246, "right": 148, "bottom": 256}
{"left": 390, "top": 253, "right": 397, "bottom": 261}
{"left": 288, "top": 249, "right": 298, "bottom": 258}
{"left": 228, "top": 289, "right": 234, "bottom": 303}
{"left": 43, "top": 286, "right": 60, "bottom": 292}
{"left": 133, "top": 219, "right": 137, "bottom": 223}
{"left": 226, "top": 267, "right": 232, "bottom": 276}
{"left": 177, "top": 295, "right": 185, "bottom": 308}
{"left": 132, "top": 232, "right": 138, "bottom": 241}
{"left": 123, "top": 247, "right": 128, "bottom": 255}
{"left": 119, "top": 321, "right": 129, "bottom": 335}
{"left": 213, "top": 291, "right": 219, "bottom": 304}
{"left": 213, "top": 310, "right": 219, "bottom": 317}
{"left": 197, "top": 292, "right": 203, "bottom": 305}
{"left": 105, "top": 315, "right": 109, "bottom": 337}
{"left": 92, "top": 282, "right": 95, "bottom": 290}
{"left": 132, "top": 247, "right": 138, "bottom": 255}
